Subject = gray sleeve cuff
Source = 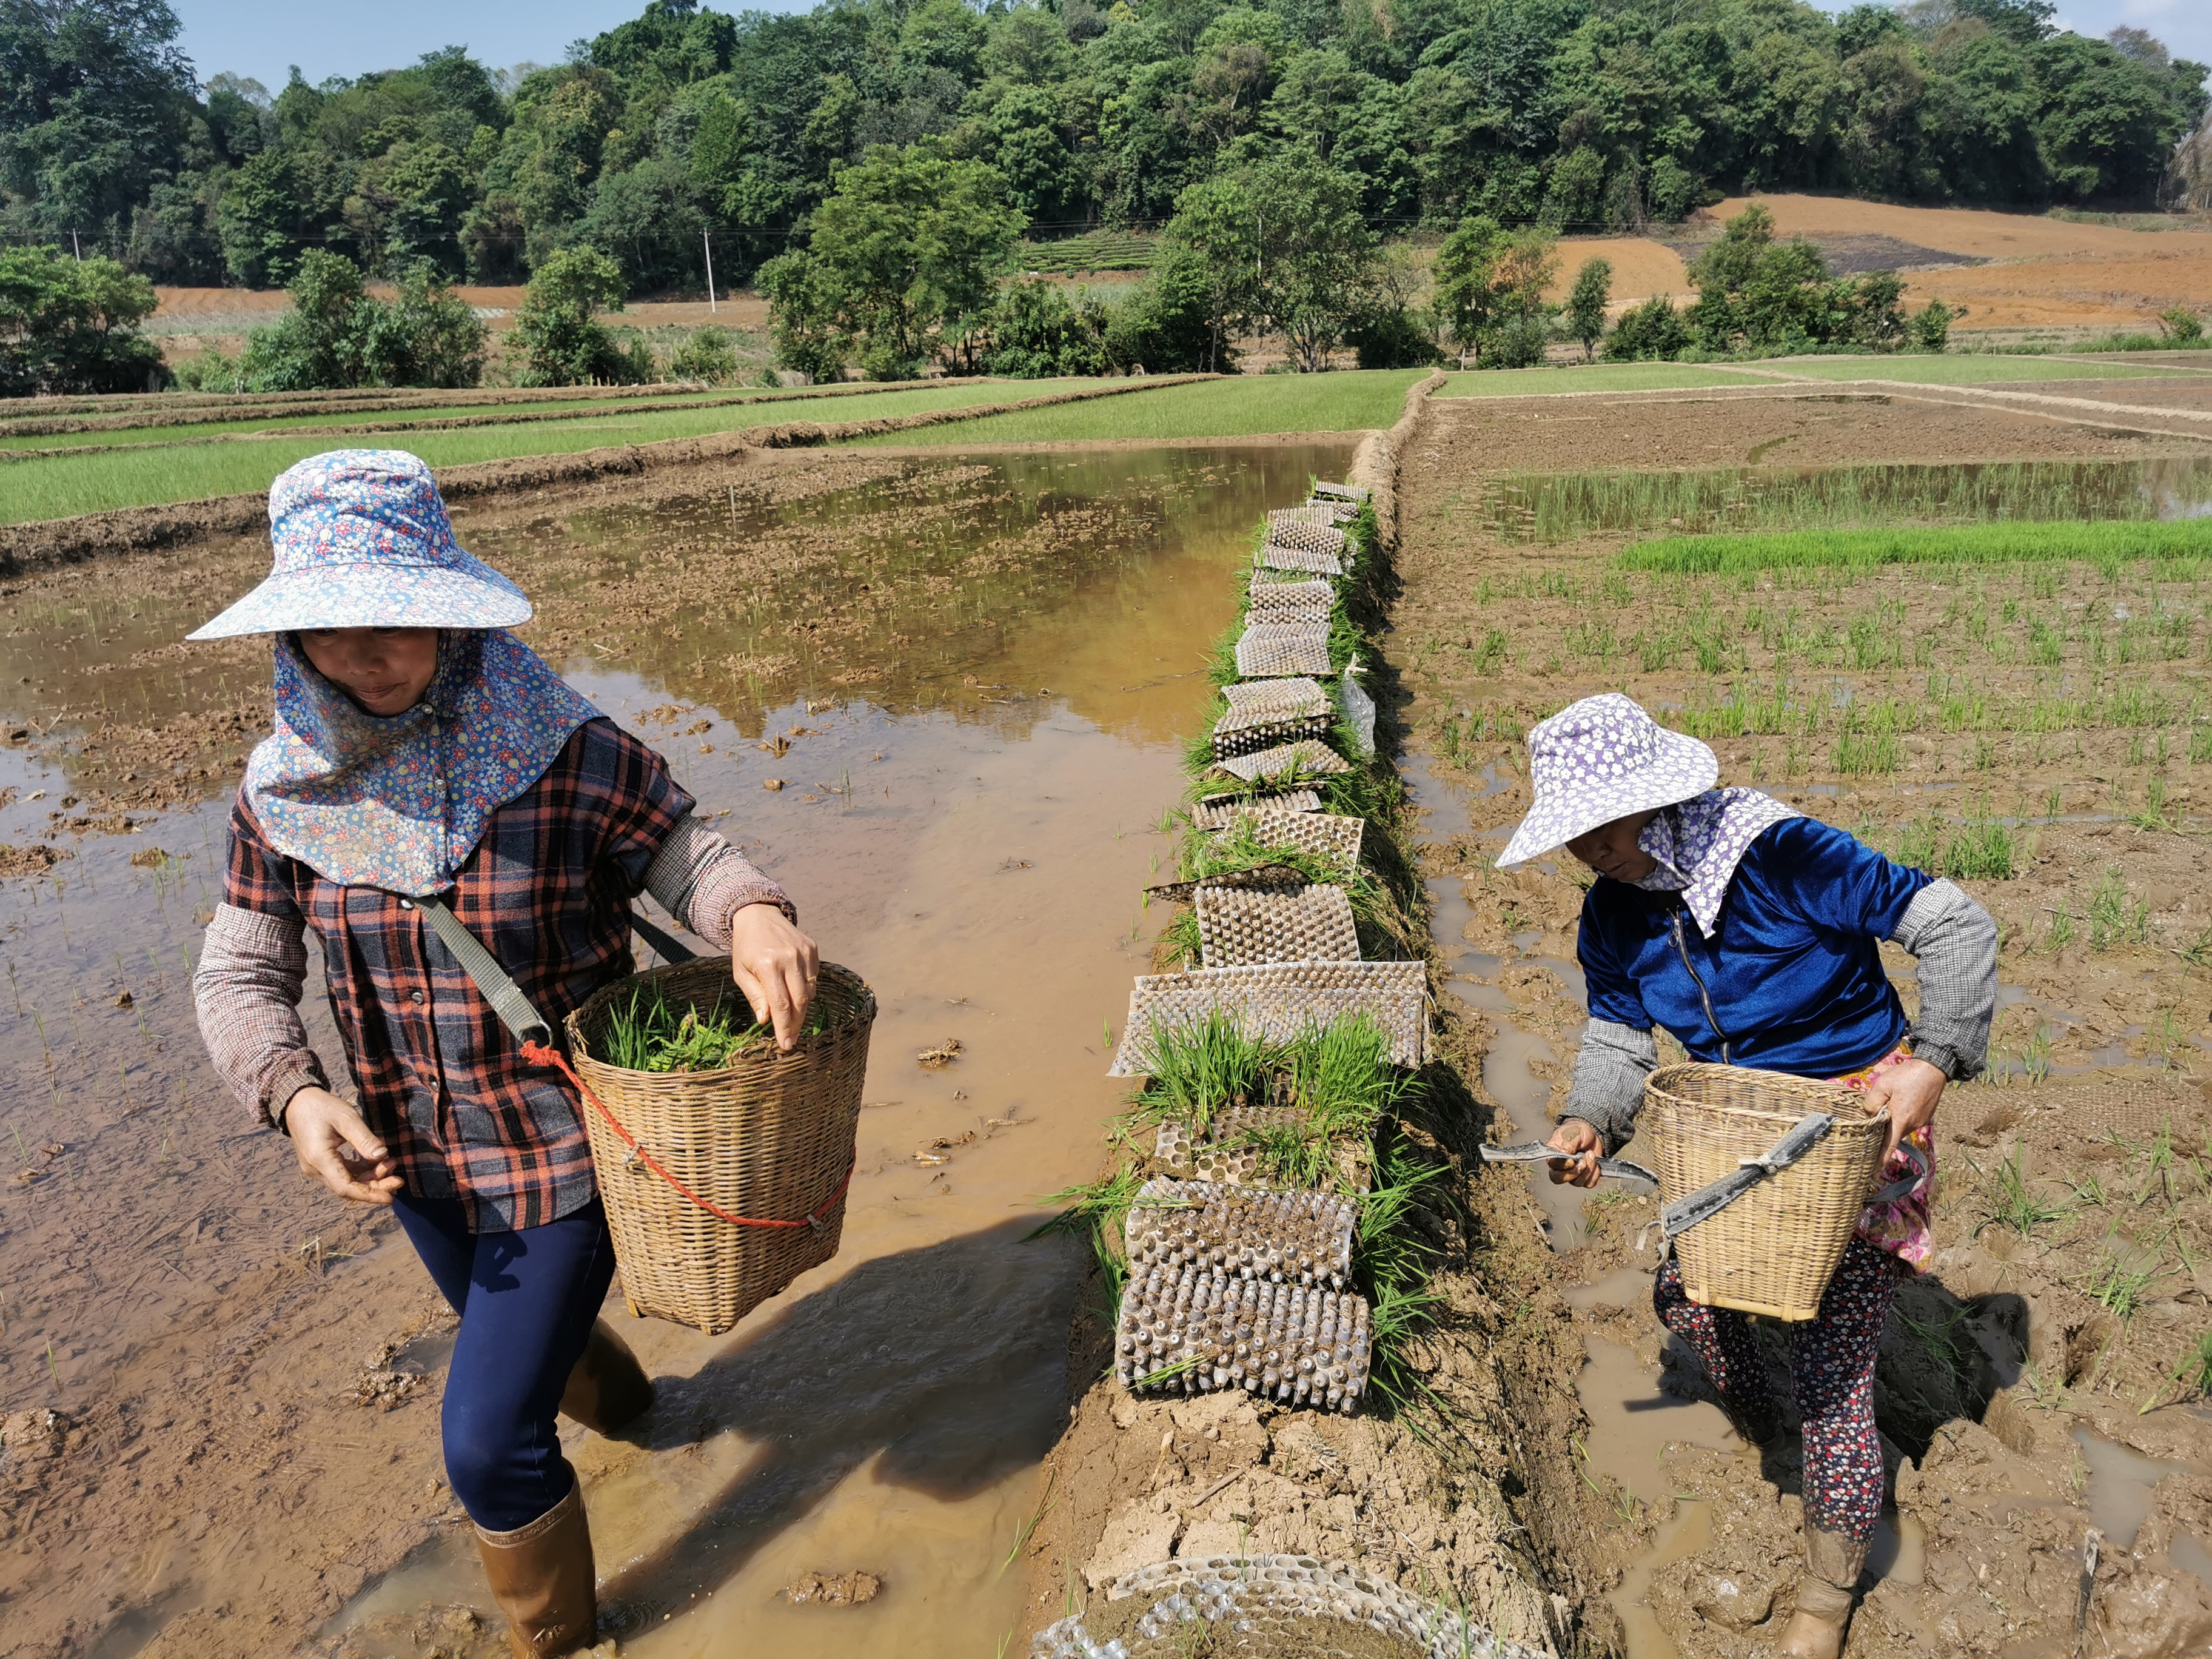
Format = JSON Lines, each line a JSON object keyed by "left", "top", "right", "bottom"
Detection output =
{"left": 1564, "top": 1019, "right": 1658, "bottom": 1155}
{"left": 643, "top": 816, "right": 796, "bottom": 951}
{"left": 1890, "top": 878, "right": 1998, "bottom": 1082}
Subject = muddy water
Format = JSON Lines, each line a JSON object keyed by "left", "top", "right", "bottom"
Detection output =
{"left": 0, "top": 443, "right": 1353, "bottom": 1657}
{"left": 1403, "top": 745, "right": 1603, "bottom": 1247}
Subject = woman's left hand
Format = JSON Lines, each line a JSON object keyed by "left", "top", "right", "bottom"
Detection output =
{"left": 729, "top": 902, "right": 821, "bottom": 1051}
{"left": 1864, "top": 1056, "right": 1947, "bottom": 1159}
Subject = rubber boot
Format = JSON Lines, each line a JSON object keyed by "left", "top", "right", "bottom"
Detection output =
{"left": 558, "top": 1319, "right": 654, "bottom": 1436}
{"left": 475, "top": 1481, "right": 598, "bottom": 1658}
{"left": 1778, "top": 1523, "right": 1866, "bottom": 1659}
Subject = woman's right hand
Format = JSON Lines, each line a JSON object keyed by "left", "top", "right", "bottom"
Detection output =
{"left": 281, "top": 1087, "right": 402, "bottom": 1205}
{"left": 1544, "top": 1118, "right": 1604, "bottom": 1188}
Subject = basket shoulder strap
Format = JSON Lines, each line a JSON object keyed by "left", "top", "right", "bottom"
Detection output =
{"left": 1660, "top": 1110, "right": 1835, "bottom": 1241}
{"left": 415, "top": 897, "right": 554, "bottom": 1047}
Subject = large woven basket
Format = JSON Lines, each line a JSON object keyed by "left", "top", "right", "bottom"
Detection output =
{"left": 568, "top": 959, "right": 874, "bottom": 1335}
{"left": 1644, "top": 1064, "right": 1888, "bottom": 1321}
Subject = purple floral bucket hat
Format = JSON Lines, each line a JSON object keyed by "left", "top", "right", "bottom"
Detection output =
{"left": 187, "top": 449, "right": 531, "bottom": 640}
{"left": 1496, "top": 692, "right": 1718, "bottom": 866}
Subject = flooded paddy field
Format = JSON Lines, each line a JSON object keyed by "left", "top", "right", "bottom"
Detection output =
{"left": 0, "top": 440, "right": 1353, "bottom": 1658}
{"left": 1397, "top": 385, "right": 2212, "bottom": 1655}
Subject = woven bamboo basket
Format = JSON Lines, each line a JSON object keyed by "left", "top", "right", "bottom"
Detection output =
{"left": 568, "top": 959, "right": 875, "bottom": 1335}
{"left": 1644, "top": 1063, "right": 1888, "bottom": 1321}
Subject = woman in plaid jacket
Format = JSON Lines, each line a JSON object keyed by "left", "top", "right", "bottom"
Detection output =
{"left": 190, "top": 451, "right": 819, "bottom": 1657}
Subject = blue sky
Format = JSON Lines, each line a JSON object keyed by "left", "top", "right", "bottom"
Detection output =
{"left": 177, "top": 0, "right": 2209, "bottom": 93}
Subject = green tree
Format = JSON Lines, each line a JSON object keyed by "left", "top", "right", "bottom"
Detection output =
{"left": 1241, "top": 159, "right": 1378, "bottom": 373}
{"left": 783, "top": 144, "right": 1026, "bottom": 379}
{"left": 510, "top": 246, "right": 638, "bottom": 386}
{"left": 755, "top": 250, "right": 843, "bottom": 381}
{"left": 1909, "top": 298, "right": 1954, "bottom": 352}
{"left": 1433, "top": 213, "right": 1504, "bottom": 366}
{"left": 0, "top": 0, "right": 198, "bottom": 243}
{"left": 1102, "top": 247, "right": 1221, "bottom": 374}
{"left": 1158, "top": 174, "right": 1259, "bottom": 374}
{"left": 0, "top": 244, "right": 166, "bottom": 394}
{"left": 1564, "top": 256, "right": 1612, "bottom": 361}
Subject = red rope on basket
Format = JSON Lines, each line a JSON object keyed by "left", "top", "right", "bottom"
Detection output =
{"left": 521, "top": 1039, "right": 854, "bottom": 1231}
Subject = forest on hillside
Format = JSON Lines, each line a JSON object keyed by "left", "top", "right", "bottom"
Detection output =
{"left": 1, "top": 0, "right": 2206, "bottom": 297}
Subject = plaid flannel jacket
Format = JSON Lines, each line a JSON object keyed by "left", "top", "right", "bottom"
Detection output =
{"left": 221, "top": 717, "right": 695, "bottom": 1230}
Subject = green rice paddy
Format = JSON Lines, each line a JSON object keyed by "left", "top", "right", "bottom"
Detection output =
{"left": 0, "top": 380, "right": 1122, "bottom": 525}
{"left": 1618, "top": 517, "right": 2212, "bottom": 572}
{"left": 845, "top": 369, "right": 1429, "bottom": 447}
{"left": 0, "top": 386, "right": 837, "bottom": 452}
{"left": 1488, "top": 458, "right": 2212, "bottom": 543}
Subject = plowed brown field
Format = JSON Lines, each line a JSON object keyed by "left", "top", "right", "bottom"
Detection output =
{"left": 1549, "top": 193, "right": 2212, "bottom": 335}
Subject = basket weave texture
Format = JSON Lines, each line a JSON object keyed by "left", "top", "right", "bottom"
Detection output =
{"left": 1644, "top": 1062, "right": 1886, "bottom": 1321}
{"left": 1209, "top": 808, "right": 1363, "bottom": 871}
{"left": 1112, "top": 959, "right": 1426, "bottom": 1074}
{"left": 1267, "top": 521, "right": 1349, "bottom": 557}
{"left": 568, "top": 959, "right": 876, "bottom": 1335}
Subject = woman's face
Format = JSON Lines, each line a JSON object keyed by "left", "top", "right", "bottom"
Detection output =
{"left": 297, "top": 628, "right": 440, "bottom": 717}
{"left": 1565, "top": 809, "right": 1661, "bottom": 883}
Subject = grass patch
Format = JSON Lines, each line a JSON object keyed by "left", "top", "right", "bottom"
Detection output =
{"left": 845, "top": 369, "right": 1430, "bottom": 447}
{"left": 1618, "top": 518, "right": 2212, "bottom": 574}
{"left": 1, "top": 380, "right": 1123, "bottom": 525}
{"left": 1438, "top": 363, "right": 1757, "bottom": 397}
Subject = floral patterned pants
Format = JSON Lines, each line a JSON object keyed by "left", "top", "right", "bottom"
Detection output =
{"left": 1652, "top": 1236, "right": 1900, "bottom": 1543}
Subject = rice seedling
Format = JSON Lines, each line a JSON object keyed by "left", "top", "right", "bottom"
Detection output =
{"left": 1973, "top": 1142, "right": 2069, "bottom": 1238}
{"left": 2173, "top": 1333, "right": 2212, "bottom": 1399}
{"left": 1495, "top": 458, "right": 2208, "bottom": 547}
{"left": 595, "top": 984, "right": 820, "bottom": 1072}
{"left": 2089, "top": 1249, "right": 2161, "bottom": 1324}
{"left": 1129, "top": 1013, "right": 1281, "bottom": 1138}
{"left": 2087, "top": 867, "right": 2151, "bottom": 951}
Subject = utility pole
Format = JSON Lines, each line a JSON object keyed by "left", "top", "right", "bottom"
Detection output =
{"left": 69, "top": 229, "right": 81, "bottom": 262}
{"left": 703, "top": 229, "right": 717, "bottom": 313}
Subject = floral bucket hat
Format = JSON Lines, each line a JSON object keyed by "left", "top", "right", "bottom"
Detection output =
{"left": 187, "top": 449, "right": 531, "bottom": 640}
{"left": 1495, "top": 692, "right": 1718, "bottom": 866}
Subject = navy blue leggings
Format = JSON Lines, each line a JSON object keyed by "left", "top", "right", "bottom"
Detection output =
{"left": 393, "top": 1193, "right": 618, "bottom": 1532}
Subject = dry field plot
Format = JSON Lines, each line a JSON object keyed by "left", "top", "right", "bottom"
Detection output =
{"left": 1554, "top": 193, "right": 2212, "bottom": 335}
{"left": 1398, "top": 385, "right": 2212, "bottom": 1655}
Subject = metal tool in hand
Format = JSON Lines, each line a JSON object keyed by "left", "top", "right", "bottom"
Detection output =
{"left": 1479, "top": 1142, "right": 1660, "bottom": 1186}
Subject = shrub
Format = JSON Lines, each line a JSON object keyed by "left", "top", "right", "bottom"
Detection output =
{"left": 2160, "top": 307, "right": 2205, "bottom": 345}
{"left": 1604, "top": 294, "right": 1692, "bottom": 361}
{"left": 234, "top": 252, "right": 487, "bottom": 391}
{"left": 1910, "top": 299, "right": 1954, "bottom": 352}
{"left": 986, "top": 277, "right": 1108, "bottom": 377}
{"left": 1489, "top": 313, "right": 1550, "bottom": 368}
{"left": 666, "top": 324, "right": 742, "bottom": 384}
{"left": 0, "top": 246, "right": 168, "bottom": 396}
{"left": 1564, "top": 256, "right": 1612, "bottom": 361}
{"left": 509, "top": 247, "right": 639, "bottom": 387}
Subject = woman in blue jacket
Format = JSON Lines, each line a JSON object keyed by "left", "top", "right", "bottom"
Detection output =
{"left": 1501, "top": 695, "right": 1996, "bottom": 1659}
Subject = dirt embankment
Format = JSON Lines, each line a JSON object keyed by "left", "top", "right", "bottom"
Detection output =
{"left": 1012, "top": 371, "right": 1632, "bottom": 1658}
{"left": 1392, "top": 385, "right": 2212, "bottom": 1654}
{"left": 0, "top": 375, "right": 1215, "bottom": 578}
